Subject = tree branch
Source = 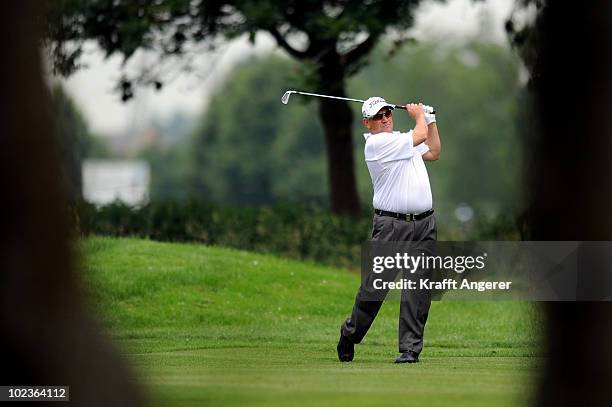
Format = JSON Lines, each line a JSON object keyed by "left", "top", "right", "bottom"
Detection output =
{"left": 342, "top": 34, "right": 379, "bottom": 67}
{"left": 268, "top": 27, "right": 307, "bottom": 60}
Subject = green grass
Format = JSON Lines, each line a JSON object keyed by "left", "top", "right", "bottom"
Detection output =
{"left": 81, "top": 237, "right": 543, "bottom": 406}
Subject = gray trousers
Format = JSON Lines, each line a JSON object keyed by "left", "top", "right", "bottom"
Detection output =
{"left": 341, "top": 213, "right": 437, "bottom": 354}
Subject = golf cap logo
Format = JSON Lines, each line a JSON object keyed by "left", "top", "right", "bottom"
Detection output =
{"left": 362, "top": 97, "right": 394, "bottom": 118}
{"left": 368, "top": 98, "right": 384, "bottom": 108}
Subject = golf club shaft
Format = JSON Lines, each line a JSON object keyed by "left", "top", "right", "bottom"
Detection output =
{"left": 290, "top": 91, "right": 407, "bottom": 110}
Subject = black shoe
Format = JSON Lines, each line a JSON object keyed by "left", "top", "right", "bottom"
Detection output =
{"left": 394, "top": 351, "right": 419, "bottom": 364}
{"left": 337, "top": 330, "right": 354, "bottom": 362}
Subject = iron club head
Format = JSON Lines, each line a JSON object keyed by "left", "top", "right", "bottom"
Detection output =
{"left": 281, "top": 90, "right": 295, "bottom": 105}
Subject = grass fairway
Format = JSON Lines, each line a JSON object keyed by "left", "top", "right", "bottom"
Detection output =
{"left": 82, "top": 237, "right": 543, "bottom": 406}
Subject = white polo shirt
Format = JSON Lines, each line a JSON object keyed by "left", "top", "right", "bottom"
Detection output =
{"left": 363, "top": 130, "right": 432, "bottom": 214}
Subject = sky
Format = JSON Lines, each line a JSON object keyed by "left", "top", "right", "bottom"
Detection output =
{"left": 59, "top": 0, "right": 517, "bottom": 136}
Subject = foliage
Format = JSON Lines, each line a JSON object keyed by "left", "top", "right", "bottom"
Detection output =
{"left": 137, "top": 141, "right": 194, "bottom": 202}
{"left": 505, "top": 0, "right": 544, "bottom": 89}
{"left": 46, "top": 0, "right": 429, "bottom": 215}
{"left": 187, "top": 55, "right": 327, "bottom": 205}
{"left": 46, "top": 0, "right": 423, "bottom": 97}
{"left": 184, "top": 42, "right": 523, "bottom": 223}
{"left": 77, "top": 200, "right": 520, "bottom": 269}
{"left": 78, "top": 200, "right": 371, "bottom": 268}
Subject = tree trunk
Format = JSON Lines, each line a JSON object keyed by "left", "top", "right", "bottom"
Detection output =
{"left": 319, "top": 76, "right": 360, "bottom": 216}
{"left": 531, "top": 2, "right": 612, "bottom": 406}
{"left": 0, "top": 3, "right": 144, "bottom": 405}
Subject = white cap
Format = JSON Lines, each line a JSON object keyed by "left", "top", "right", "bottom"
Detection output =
{"left": 362, "top": 97, "right": 395, "bottom": 118}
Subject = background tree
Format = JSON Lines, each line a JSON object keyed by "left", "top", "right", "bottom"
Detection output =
{"left": 46, "top": 0, "right": 427, "bottom": 216}
{"left": 185, "top": 42, "right": 521, "bottom": 225}
{"left": 137, "top": 140, "right": 194, "bottom": 202}
{"left": 51, "top": 85, "right": 109, "bottom": 203}
{"left": 188, "top": 56, "right": 327, "bottom": 205}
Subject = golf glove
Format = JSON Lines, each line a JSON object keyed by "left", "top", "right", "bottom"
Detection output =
{"left": 423, "top": 104, "right": 436, "bottom": 125}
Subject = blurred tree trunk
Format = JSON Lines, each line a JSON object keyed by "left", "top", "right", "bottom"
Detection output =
{"left": 530, "top": 2, "right": 612, "bottom": 406}
{"left": 0, "top": 3, "right": 144, "bottom": 405}
{"left": 314, "top": 45, "right": 363, "bottom": 216}
{"left": 318, "top": 82, "right": 361, "bottom": 216}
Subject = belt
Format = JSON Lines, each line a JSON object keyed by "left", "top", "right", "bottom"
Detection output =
{"left": 374, "top": 208, "right": 434, "bottom": 221}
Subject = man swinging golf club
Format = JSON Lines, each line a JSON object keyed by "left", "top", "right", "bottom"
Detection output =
{"left": 337, "top": 96, "right": 441, "bottom": 364}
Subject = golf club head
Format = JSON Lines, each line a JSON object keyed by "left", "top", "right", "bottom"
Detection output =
{"left": 281, "top": 90, "right": 295, "bottom": 105}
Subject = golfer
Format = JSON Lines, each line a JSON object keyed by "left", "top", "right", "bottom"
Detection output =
{"left": 337, "top": 97, "right": 441, "bottom": 363}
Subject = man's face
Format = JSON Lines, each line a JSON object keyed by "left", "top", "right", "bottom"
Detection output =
{"left": 362, "top": 108, "right": 393, "bottom": 134}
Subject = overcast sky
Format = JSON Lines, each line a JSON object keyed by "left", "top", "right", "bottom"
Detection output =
{"left": 60, "top": 0, "right": 517, "bottom": 136}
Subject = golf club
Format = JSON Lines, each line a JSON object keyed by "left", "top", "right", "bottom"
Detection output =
{"left": 281, "top": 90, "right": 435, "bottom": 113}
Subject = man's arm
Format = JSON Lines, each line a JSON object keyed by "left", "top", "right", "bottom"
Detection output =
{"left": 406, "top": 104, "right": 427, "bottom": 146}
{"left": 422, "top": 122, "right": 441, "bottom": 161}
